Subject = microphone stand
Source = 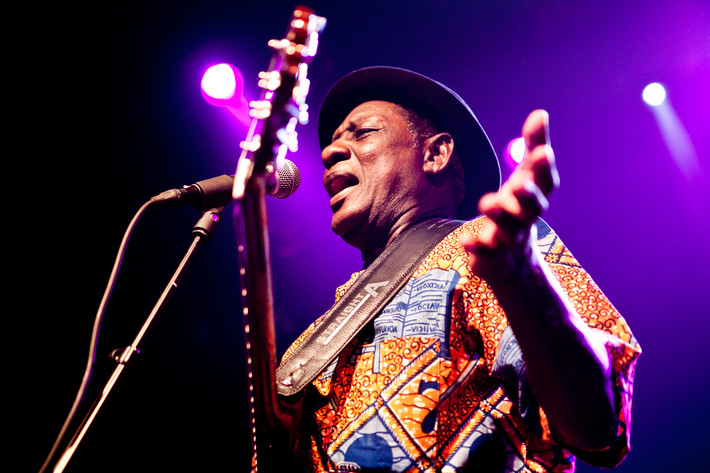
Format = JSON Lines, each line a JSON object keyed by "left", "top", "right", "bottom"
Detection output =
{"left": 52, "top": 207, "right": 224, "bottom": 473}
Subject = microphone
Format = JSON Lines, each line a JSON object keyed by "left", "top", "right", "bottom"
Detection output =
{"left": 151, "top": 159, "right": 301, "bottom": 209}
{"left": 265, "top": 159, "right": 301, "bottom": 199}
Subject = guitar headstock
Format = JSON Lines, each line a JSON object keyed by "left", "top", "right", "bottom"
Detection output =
{"left": 232, "top": 6, "right": 326, "bottom": 200}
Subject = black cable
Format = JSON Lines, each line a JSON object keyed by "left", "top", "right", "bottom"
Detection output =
{"left": 38, "top": 198, "right": 157, "bottom": 473}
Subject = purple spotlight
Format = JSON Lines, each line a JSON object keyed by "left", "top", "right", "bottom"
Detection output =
{"left": 503, "top": 136, "right": 526, "bottom": 170}
{"left": 201, "top": 63, "right": 250, "bottom": 127}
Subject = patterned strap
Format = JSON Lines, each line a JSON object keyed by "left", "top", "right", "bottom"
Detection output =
{"left": 276, "top": 218, "right": 464, "bottom": 397}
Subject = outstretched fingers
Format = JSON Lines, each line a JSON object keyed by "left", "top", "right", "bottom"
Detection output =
{"left": 461, "top": 110, "right": 558, "bottom": 274}
{"left": 521, "top": 109, "right": 559, "bottom": 196}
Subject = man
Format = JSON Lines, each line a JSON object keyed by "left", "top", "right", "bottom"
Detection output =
{"left": 278, "top": 67, "right": 639, "bottom": 472}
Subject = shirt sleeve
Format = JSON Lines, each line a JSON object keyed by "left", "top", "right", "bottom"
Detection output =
{"left": 536, "top": 219, "right": 641, "bottom": 467}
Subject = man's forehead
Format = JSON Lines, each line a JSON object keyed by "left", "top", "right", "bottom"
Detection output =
{"left": 346, "top": 100, "right": 403, "bottom": 119}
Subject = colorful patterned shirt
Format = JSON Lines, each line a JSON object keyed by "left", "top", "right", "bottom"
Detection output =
{"left": 282, "top": 217, "right": 640, "bottom": 472}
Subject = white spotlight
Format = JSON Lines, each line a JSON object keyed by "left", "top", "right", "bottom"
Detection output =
{"left": 642, "top": 82, "right": 667, "bottom": 107}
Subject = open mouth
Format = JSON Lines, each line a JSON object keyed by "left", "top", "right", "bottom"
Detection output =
{"left": 325, "top": 173, "right": 359, "bottom": 198}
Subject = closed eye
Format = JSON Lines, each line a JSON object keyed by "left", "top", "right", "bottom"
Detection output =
{"left": 354, "top": 127, "right": 377, "bottom": 140}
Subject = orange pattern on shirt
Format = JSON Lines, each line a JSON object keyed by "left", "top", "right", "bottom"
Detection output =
{"left": 282, "top": 218, "right": 640, "bottom": 472}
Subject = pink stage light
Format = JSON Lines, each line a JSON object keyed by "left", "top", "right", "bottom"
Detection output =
{"left": 201, "top": 63, "right": 250, "bottom": 127}
{"left": 503, "top": 136, "right": 526, "bottom": 170}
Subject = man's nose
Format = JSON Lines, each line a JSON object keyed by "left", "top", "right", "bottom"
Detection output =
{"left": 321, "top": 139, "right": 351, "bottom": 170}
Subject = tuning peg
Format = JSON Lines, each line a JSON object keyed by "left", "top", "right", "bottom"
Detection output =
{"left": 249, "top": 100, "right": 273, "bottom": 119}
{"left": 292, "top": 73, "right": 310, "bottom": 105}
{"left": 267, "top": 38, "right": 291, "bottom": 51}
{"left": 269, "top": 38, "right": 309, "bottom": 60}
{"left": 296, "top": 103, "right": 309, "bottom": 125}
{"left": 258, "top": 70, "right": 281, "bottom": 91}
{"left": 282, "top": 101, "right": 309, "bottom": 125}
{"left": 240, "top": 135, "right": 262, "bottom": 152}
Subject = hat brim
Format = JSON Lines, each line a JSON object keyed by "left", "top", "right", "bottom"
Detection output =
{"left": 318, "top": 66, "right": 501, "bottom": 220}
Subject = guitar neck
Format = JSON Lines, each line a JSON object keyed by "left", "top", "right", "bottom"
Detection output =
{"left": 237, "top": 178, "right": 297, "bottom": 457}
{"left": 232, "top": 7, "right": 326, "bottom": 472}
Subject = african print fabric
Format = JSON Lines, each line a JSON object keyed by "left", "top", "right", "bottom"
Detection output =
{"left": 282, "top": 217, "right": 640, "bottom": 472}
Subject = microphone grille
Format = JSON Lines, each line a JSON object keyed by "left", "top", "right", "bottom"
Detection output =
{"left": 272, "top": 159, "right": 301, "bottom": 199}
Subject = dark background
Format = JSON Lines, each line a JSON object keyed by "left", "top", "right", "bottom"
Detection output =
{"left": 17, "top": 1, "right": 709, "bottom": 472}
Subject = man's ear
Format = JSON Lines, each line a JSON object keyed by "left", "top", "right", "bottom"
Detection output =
{"left": 422, "top": 133, "right": 455, "bottom": 176}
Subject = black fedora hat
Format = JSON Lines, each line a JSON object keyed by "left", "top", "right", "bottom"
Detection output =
{"left": 317, "top": 66, "right": 501, "bottom": 220}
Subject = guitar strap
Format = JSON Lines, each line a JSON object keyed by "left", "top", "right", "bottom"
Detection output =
{"left": 276, "top": 218, "right": 464, "bottom": 397}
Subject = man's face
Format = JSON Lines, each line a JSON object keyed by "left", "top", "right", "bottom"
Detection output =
{"left": 321, "top": 100, "right": 426, "bottom": 248}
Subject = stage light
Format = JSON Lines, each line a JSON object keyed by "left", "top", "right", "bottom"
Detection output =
{"left": 642, "top": 82, "right": 667, "bottom": 107}
{"left": 643, "top": 82, "right": 700, "bottom": 180}
{"left": 201, "top": 63, "right": 250, "bottom": 127}
{"left": 202, "top": 63, "right": 242, "bottom": 101}
{"left": 503, "top": 136, "right": 526, "bottom": 169}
